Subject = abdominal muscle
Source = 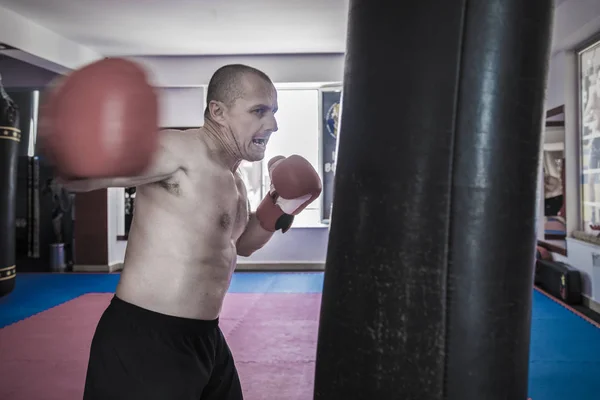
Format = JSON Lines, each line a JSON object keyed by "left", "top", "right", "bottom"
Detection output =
{"left": 115, "top": 185, "right": 241, "bottom": 321}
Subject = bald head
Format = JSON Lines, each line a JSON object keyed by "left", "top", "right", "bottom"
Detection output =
{"left": 204, "top": 64, "right": 274, "bottom": 119}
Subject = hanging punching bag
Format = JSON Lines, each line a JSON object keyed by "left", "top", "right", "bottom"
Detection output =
{"left": 314, "top": 1, "right": 554, "bottom": 399}
{"left": 0, "top": 73, "right": 20, "bottom": 297}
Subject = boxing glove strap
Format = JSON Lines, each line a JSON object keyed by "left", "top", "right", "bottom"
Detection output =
{"left": 269, "top": 192, "right": 295, "bottom": 233}
{"left": 256, "top": 192, "right": 295, "bottom": 233}
{"left": 276, "top": 214, "right": 295, "bottom": 233}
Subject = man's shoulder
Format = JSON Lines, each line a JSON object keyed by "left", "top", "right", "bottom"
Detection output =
{"left": 159, "top": 127, "right": 201, "bottom": 140}
{"left": 234, "top": 168, "right": 246, "bottom": 184}
{"left": 158, "top": 128, "right": 208, "bottom": 151}
{"left": 234, "top": 170, "right": 249, "bottom": 200}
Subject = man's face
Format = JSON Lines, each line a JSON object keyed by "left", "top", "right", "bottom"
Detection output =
{"left": 223, "top": 75, "right": 279, "bottom": 162}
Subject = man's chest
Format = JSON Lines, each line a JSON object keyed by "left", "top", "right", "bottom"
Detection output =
{"left": 186, "top": 170, "right": 250, "bottom": 239}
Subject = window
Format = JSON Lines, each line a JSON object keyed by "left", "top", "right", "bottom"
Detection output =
{"left": 578, "top": 38, "right": 600, "bottom": 232}
{"left": 237, "top": 89, "right": 324, "bottom": 227}
{"left": 261, "top": 89, "right": 323, "bottom": 227}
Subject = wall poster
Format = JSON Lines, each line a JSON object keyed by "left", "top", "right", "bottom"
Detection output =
{"left": 321, "top": 89, "right": 342, "bottom": 223}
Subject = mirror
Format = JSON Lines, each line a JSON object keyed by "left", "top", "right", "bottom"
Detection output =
{"left": 542, "top": 106, "right": 566, "bottom": 242}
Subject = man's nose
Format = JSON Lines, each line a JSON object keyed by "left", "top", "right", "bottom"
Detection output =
{"left": 267, "top": 114, "right": 278, "bottom": 133}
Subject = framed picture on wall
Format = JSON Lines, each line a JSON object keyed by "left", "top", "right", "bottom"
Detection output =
{"left": 577, "top": 36, "right": 600, "bottom": 232}
{"left": 319, "top": 87, "right": 342, "bottom": 224}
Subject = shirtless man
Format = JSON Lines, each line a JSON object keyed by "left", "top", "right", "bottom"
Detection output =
{"left": 49, "top": 63, "right": 322, "bottom": 399}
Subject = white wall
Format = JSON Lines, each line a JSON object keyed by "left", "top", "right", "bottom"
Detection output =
{"left": 551, "top": 0, "right": 600, "bottom": 57}
{"left": 564, "top": 238, "right": 600, "bottom": 303}
{"left": 545, "top": 52, "right": 567, "bottom": 110}
{"left": 545, "top": 0, "right": 600, "bottom": 110}
{"left": 0, "top": 6, "right": 101, "bottom": 72}
{"left": 157, "top": 87, "right": 205, "bottom": 127}
{"left": 128, "top": 54, "right": 345, "bottom": 87}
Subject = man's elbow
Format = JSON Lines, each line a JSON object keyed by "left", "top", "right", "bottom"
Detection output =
{"left": 237, "top": 248, "right": 254, "bottom": 257}
{"left": 236, "top": 242, "right": 267, "bottom": 257}
{"left": 58, "top": 177, "right": 118, "bottom": 193}
{"left": 237, "top": 246, "right": 257, "bottom": 257}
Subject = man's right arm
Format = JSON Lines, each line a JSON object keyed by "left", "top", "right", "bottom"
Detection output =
{"left": 57, "top": 129, "right": 185, "bottom": 192}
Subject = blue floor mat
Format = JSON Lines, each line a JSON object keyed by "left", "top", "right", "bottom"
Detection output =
{"left": 0, "top": 273, "right": 121, "bottom": 328}
{"left": 0, "top": 272, "right": 599, "bottom": 399}
{"left": 0, "top": 272, "right": 324, "bottom": 327}
{"left": 528, "top": 292, "right": 600, "bottom": 400}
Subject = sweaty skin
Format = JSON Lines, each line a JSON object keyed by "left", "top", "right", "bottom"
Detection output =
{"left": 61, "top": 75, "right": 279, "bottom": 320}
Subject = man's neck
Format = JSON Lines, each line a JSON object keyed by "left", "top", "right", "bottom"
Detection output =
{"left": 202, "top": 118, "right": 242, "bottom": 172}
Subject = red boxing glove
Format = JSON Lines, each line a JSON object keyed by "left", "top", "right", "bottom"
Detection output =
{"left": 256, "top": 155, "right": 322, "bottom": 233}
{"left": 39, "top": 58, "right": 159, "bottom": 180}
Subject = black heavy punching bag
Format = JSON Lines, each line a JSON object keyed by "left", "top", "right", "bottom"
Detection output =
{"left": 314, "top": 1, "right": 554, "bottom": 400}
{"left": 0, "top": 73, "right": 20, "bottom": 297}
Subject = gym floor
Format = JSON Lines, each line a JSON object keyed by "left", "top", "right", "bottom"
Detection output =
{"left": 0, "top": 271, "right": 599, "bottom": 399}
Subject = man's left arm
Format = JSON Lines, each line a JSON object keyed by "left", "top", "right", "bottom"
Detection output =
{"left": 236, "top": 154, "right": 322, "bottom": 257}
{"left": 236, "top": 212, "right": 275, "bottom": 257}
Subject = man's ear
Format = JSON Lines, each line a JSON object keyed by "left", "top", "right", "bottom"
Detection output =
{"left": 208, "top": 100, "right": 227, "bottom": 124}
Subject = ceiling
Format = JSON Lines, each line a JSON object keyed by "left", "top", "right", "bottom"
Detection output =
{"left": 0, "top": 0, "right": 587, "bottom": 59}
{"left": 0, "top": 0, "right": 349, "bottom": 56}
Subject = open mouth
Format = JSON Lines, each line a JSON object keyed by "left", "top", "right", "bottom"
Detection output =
{"left": 252, "top": 138, "right": 268, "bottom": 146}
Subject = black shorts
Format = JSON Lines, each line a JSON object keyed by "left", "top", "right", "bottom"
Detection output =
{"left": 83, "top": 296, "right": 243, "bottom": 400}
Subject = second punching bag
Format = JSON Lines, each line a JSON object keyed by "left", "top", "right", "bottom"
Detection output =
{"left": 0, "top": 73, "right": 20, "bottom": 297}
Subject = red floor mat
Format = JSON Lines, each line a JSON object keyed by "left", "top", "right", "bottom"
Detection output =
{"left": 0, "top": 293, "right": 322, "bottom": 400}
